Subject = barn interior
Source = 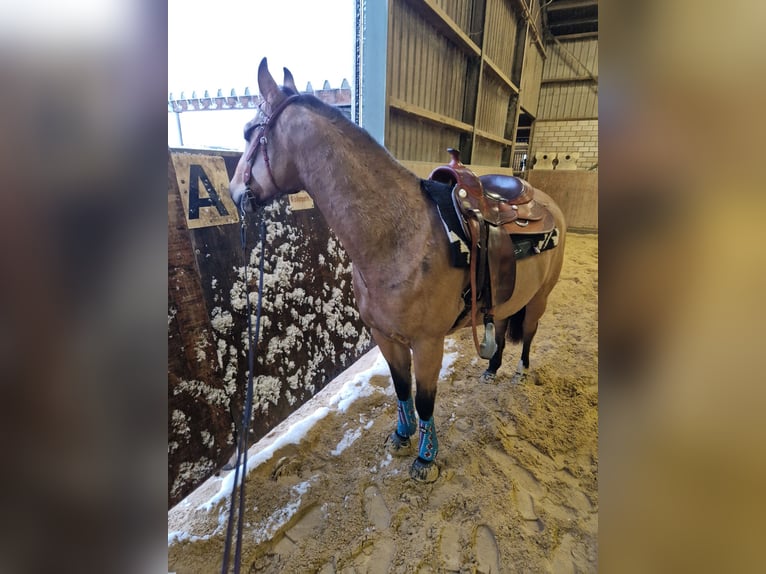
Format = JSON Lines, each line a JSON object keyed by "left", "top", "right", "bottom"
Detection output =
{"left": 168, "top": 1, "right": 599, "bottom": 571}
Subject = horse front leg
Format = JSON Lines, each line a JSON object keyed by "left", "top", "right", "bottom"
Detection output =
{"left": 372, "top": 329, "right": 417, "bottom": 456}
{"left": 409, "top": 337, "right": 444, "bottom": 483}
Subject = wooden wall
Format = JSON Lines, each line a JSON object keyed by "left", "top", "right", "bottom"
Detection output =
{"left": 526, "top": 169, "right": 598, "bottom": 231}
{"left": 386, "top": 0, "right": 472, "bottom": 162}
{"left": 167, "top": 149, "right": 373, "bottom": 507}
{"left": 385, "top": 0, "right": 547, "bottom": 171}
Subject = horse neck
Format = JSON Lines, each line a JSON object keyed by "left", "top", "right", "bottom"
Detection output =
{"left": 288, "top": 111, "right": 428, "bottom": 271}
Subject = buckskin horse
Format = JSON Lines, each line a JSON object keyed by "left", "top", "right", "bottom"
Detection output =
{"left": 229, "top": 59, "right": 566, "bottom": 482}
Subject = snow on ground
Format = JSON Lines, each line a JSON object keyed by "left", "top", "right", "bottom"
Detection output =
{"left": 168, "top": 343, "right": 458, "bottom": 545}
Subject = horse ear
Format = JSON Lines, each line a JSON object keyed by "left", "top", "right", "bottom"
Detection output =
{"left": 257, "top": 57, "right": 284, "bottom": 107}
{"left": 283, "top": 67, "right": 298, "bottom": 94}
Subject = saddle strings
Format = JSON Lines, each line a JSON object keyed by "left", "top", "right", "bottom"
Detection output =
{"left": 221, "top": 206, "right": 267, "bottom": 574}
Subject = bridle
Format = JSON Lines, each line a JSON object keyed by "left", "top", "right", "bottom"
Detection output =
{"left": 242, "top": 94, "right": 301, "bottom": 207}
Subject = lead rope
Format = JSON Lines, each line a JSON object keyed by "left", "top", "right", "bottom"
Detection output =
{"left": 221, "top": 205, "right": 267, "bottom": 574}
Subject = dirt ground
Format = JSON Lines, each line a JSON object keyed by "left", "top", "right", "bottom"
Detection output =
{"left": 169, "top": 232, "right": 597, "bottom": 573}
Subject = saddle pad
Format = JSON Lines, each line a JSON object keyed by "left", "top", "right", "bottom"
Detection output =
{"left": 422, "top": 179, "right": 559, "bottom": 268}
{"left": 421, "top": 179, "right": 471, "bottom": 268}
{"left": 511, "top": 228, "right": 560, "bottom": 260}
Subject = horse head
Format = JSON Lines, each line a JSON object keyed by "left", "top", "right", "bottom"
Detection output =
{"left": 230, "top": 58, "right": 302, "bottom": 213}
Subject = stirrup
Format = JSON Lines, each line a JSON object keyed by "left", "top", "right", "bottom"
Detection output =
{"left": 479, "top": 318, "right": 497, "bottom": 360}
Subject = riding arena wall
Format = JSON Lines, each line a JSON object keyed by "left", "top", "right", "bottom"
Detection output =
{"left": 382, "top": 0, "right": 597, "bottom": 231}
{"left": 167, "top": 0, "right": 598, "bottom": 507}
{"left": 168, "top": 148, "right": 373, "bottom": 507}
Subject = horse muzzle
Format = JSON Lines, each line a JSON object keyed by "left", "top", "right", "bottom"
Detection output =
{"left": 230, "top": 185, "right": 260, "bottom": 214}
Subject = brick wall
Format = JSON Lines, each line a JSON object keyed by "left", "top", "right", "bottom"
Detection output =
{"left": 531, "top": 119, "right": 598, "bottom": 170}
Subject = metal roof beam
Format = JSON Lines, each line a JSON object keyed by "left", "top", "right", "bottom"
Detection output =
{"left": 546, "top": 0, "right": 598, "bottom": 12}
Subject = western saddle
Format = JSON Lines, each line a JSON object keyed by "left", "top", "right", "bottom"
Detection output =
{"left": 428, "top": 149, "right": 557, "bottom": 359}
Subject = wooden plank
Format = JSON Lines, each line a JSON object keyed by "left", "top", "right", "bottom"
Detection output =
{"left": 548, "top": 16, "right": 598, "bottom": 30}
{"left": 390, "top": 97, "right": 474, "bottom": 132}
{"left": 168, "top": 155, "right": 234, "bottom": 507}
{"left": 587, "top": 37, "right": 599, "bottom": 75}
{"left": 474, "top": 127, "right": 514, "bottom": 146}
{"left": 546, "top": 0, "right": 598, "bottom": 11}
{"left": 390, "top": 5, "right": 401, "bottom": 100}
{"left": 434, "top": 28, "right": 450, "bottom": 115}
{"left": 405, "top": 4, "right": 415, "bottom": 103}
{"left": 473, "top": 136, "right": 504, "bottom": 165}
{"left": 491, "top": 0, "right": 516, "bottom": 73}
{"left": 484, "top": 56, "right": 520, "bottom": 94}
{"left": 424, "top": 20, "right": 434, "bottom": 113}
{"left": 520, "top": 34, "right": 541, "bottom": 114}
{"left": 552, "top": 31, "right": 598, "bottom": 41}
{"left": 170, "top": 152, "right": 240, "bottom": 229}
{"left": 404, "top": 0, "right": 481, "bottom": 57}
{"left": 535, "top": 115, "right": 599, "bottom": 122}
{"left": 541, "top": 75, "right": 599, "bottom": 84}
{"left": 577, "top": 84, "right": 589, "bottom": 117}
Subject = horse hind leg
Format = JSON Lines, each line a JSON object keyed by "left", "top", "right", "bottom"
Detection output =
{"left": 480, "top": 316, "right": 510, "bottom": 384}
{"left": 512, "top": 295, "right": 547, "bottom": 384}
{"left": 512, "top": 322, "right": 538, "bottom": 383}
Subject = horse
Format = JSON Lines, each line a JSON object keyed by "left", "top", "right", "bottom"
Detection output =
{"left": 229, "top": 58, "right": 567, "bottom": 483}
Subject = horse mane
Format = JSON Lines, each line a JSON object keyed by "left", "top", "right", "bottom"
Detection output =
{"left": 291, "top": 93, "right": 385, "bottom": 152}
{"left": 283, "top": 91, "right": 420, "bottom": 239}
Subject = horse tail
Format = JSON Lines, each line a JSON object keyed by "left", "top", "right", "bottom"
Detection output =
{"left": 508, "top": 306, "right": 526, "bottom": 343}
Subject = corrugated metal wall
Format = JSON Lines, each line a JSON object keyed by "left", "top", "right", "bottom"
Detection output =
{"left": 484, "top": 0, "right": 519, "bottom": 73}
{"left": 543, "top": 37, "right": 598, "bottom": 79}
{"left": 529, "top": 34, "right": 598, "bottom": 230}
{"left": 519, "top": 40, "right": 544, "bottom": 115}
{"left": 537, "top": 37, "right": 598, "bottom": 120}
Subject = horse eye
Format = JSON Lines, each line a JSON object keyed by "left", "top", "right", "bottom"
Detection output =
{"left": 244, "top": 126, "right": 254, "bottom": 142}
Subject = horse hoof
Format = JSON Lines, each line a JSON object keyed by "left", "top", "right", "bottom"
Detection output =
{"left": 386, "top": 431, "right": 414, "bottom": 457}
{"left": 410, "top": 457, "right": 439, "bottom": 483}
{"left": 479, "top": 370, "right": 496, "bottom": 384}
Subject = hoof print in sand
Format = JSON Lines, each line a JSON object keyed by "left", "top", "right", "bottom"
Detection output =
{"left": 363, "top": 485, "right": 391, "bottom": 531}
{"left": 473, "top": 524, "right": 502, "bottom": 573}
{"left": 439, "top": 524, "right": 463, "bottom": 572}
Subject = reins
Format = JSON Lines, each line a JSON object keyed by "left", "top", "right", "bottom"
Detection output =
{"left": 222, "top": 96, "right": 303, "bottom": 573}
{"left": 221, "top": 204, "right": 267, "bottom": 574}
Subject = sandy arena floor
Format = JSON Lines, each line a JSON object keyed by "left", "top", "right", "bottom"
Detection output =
{"left": 169, "top": 232, "right": 597, "bottom": 573}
